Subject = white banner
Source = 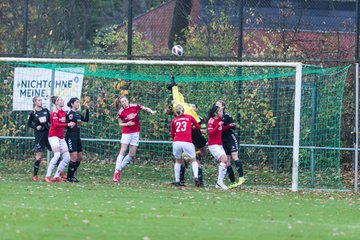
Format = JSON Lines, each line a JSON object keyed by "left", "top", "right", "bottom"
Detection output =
{"left": 13, "top": 67, "right": 84, "bottom": 111}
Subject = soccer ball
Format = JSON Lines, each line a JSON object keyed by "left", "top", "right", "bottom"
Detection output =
{"left": 172, "top": 45, "right": 183, "bottom": 57}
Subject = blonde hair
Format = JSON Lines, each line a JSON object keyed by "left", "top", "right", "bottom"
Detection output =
{"left": 32, "top": 96, "right": 41, "bottom": 111}
{"left": 216, "top": 100, "right": 225, "bottom": 108}
{"left": 175, "top": 104, "right": 184, "bottom": 116}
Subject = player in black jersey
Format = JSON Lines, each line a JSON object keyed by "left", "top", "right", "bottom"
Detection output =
{"left": 65, "top": 97, "right": 89, "bottom": 182}
{"left": 27, "top": 96, "right": 51, "bottom": 181}
{"left": 216, "top": 100, "right": 245, "bottom": 188}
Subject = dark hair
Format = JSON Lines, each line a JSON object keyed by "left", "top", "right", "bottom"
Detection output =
{"left": 164, "top": 103, "right": 174, "bottom": 115}
{"left": 67, "top": 97, "right": 79, "bottom": 108}
{"left": 208, "top": 104, "right": 219, "bottom": 119}
{"left": 50, "top": 96, "right": 59, "bottom": 105}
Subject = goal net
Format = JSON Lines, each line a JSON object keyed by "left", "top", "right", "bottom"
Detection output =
{"left": 0, "top": 58, "right": 349, "bottom": 190}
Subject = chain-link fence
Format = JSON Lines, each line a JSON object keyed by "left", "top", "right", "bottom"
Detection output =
{"left": 0, "top": 0, "right": 358, "bottom": 189}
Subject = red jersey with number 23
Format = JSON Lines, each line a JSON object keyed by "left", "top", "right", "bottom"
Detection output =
{"left": 117, "top": 104, "right": 142, "bottom": 134}
{"left": 171, "top": 114, "right": 200, "bottom": 143}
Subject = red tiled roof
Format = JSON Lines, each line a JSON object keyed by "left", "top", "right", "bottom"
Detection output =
{"left": 132, "top": 0, "right": 355, "bottom": 59}
{"left": 132, "top": 0, "right": 202, "bottom": 53}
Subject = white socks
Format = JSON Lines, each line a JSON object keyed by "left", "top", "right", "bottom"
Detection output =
{"left": 218, "top": 162, "right": 227, "bottom": 183}
{"left": 120, "top": 155, "right": 132, "bottom": 170}
{"left": 54, "top": 152, "right": 70, "bottom": 178}
{"left": 46, "top": 152, "right": 60, "bottom": 177}
{"left": 115, "top": 154, "right": 124, "bottom": 171}
{"left": 191, "top": 161, "right": 199, "bottom": 178}
{"left": 174, "top": 162, "right": 181, "bottom": 182}
{"left": 115, "top": 154, "right": 132, "bottom": 172}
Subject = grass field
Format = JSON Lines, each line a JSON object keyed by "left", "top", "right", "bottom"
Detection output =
{"left": 1, "top": 161, "right": 360, "bottom": 240}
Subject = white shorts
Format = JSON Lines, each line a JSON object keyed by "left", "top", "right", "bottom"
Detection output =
{"left": 172, "top": 141, "right": 196, "bottom": 160}
{"left": 48, "top": 136, "right": 69, "bottom": 154}
{"left": 121, "top": 132, "right": 140, "bottom": 146}
{"left": 208, "top": 144, "right": 226, "bottom": 161}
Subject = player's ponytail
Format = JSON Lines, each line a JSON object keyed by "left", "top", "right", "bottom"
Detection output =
{"left": 208, "top": 104, "right": 219, "bottom": 120}
{"left": 50, "top": 96, "right": 59, "bottom": 105}
{"left": 115, "top": 96, "right": 120, "bottom": 110}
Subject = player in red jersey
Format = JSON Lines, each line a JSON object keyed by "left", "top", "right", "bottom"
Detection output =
{"left": 207, "top": 105, "right": 235, "bottom": 190}
{"left": 170, "top": 104, "right": 201, "bottom": 187}
{"left": 215, "top": 100, "right": 245, "bottom": 188}
{"left": 113, "top": 96, "right": 156, "bottom": 182}
{"left": 166, "top": 76, "right": 207, "bottom": 186}
{"left": 45, "top": 96, "right": 76, "bottom": 182}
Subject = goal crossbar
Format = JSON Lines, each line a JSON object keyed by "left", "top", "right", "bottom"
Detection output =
{"left": 0, "top": 57, "right": 301, "bottom": 68}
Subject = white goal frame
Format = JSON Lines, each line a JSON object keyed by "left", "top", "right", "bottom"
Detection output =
{"left": 0, "top": 57, "right": 303, "bottom": 192}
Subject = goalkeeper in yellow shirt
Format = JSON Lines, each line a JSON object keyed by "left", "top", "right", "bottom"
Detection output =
{"left": 166, "top": 76, "right": 207, "bottom": 187}
{"left": 166, "top": 76, "right": 200, "bottom": 122}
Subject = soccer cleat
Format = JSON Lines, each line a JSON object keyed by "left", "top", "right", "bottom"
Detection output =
{"left": 44, "top": 176, "right": 51, "bottom": 182}
{"left": 238, "top": 177, "right": 245, "bottom": 185}
{"left": 215, "top": 181, "right": 228, "bottom": 190}
{"left": 172, "top": 182, "right": 186, "bottom": 187}
{"left": 228, "top": 182, "right": 238, "bottom": 189}
{"left": 51, "top": 177, "right": 63, "bottom": 183}
{"left": 113, "top": 170, "right": 121, "bottom": 182}
{"left": 60, "top": 171, "right": 67, "bottom": 180}
{"left": 67, "top": 177, "right": 80, "bottom": 183}
{"left": 194, "top": 178, "right": 200, "bottom": 187}
{"left": 228, "top": 177, "right": 246, "bottom": 189}
{"left": 32, "top": 175, "right": 38, "bottom": 181}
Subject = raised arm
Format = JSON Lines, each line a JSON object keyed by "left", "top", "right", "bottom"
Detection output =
{"left": 141, "top": 105, "right": 156, "bottom": 115}
{"left": 82, "top": 109, "right": 90, "bottom": 122}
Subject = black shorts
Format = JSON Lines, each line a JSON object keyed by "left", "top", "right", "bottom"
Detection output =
{"left": 34, "top": 131, "right": 51, "bottom": 152}
{"left": 222, "top": 134, "right": 239, "bottom": 155}
{"left": 192, "top": 129, "right": 207, "bottom": 149}
{"left": 66, "top": 136, "right": 83, "bottom": 153}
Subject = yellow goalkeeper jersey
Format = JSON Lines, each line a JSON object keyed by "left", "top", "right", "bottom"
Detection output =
{"left": 172, "top": 86, "right": 200, "bottom": 123}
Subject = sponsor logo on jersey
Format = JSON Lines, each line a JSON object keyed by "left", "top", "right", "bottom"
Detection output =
{"left": 126, "top": 113, "right": 137, "bottom": 120}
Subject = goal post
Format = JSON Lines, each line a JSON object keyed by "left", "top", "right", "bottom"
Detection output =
{"left": 0, "top": 57, "right": 348, "bottom": 191}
